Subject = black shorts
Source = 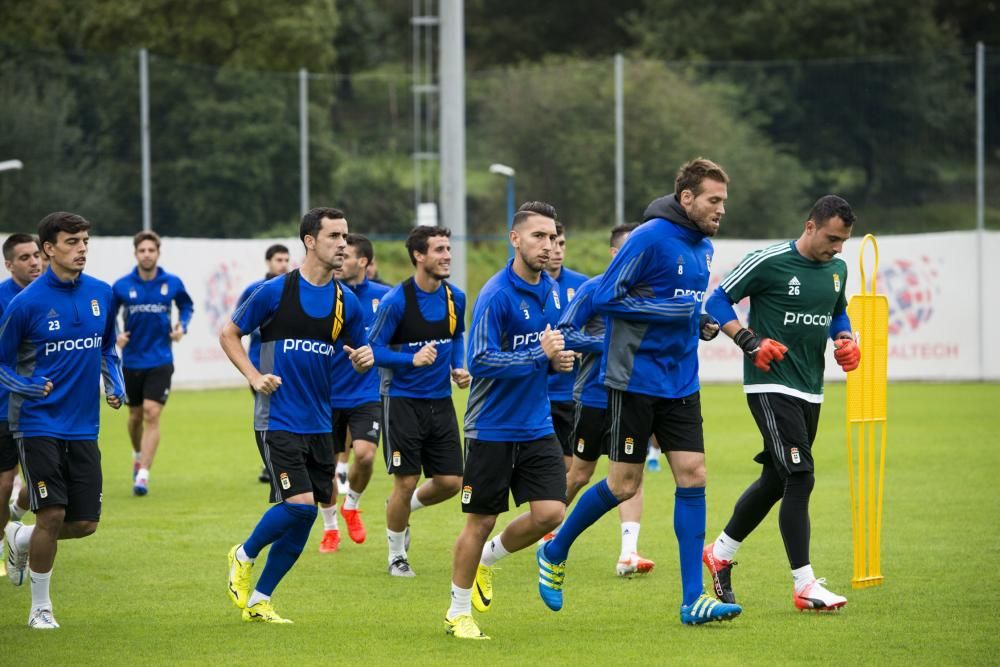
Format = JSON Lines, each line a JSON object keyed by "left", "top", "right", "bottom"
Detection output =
{"left": 17, "top": 437, "right": 103, "bottom": 522}
{"left": 124, "top": 363, "right": 174, "bottom": 406}
{"left": 332, "top": 402, "right": 382, "bottom": 455}
{"left": 256, "top": 430, "right": 335, "bottom": 504}
{"left": 461, "top": 436, "right": 567, "bottom": 515}
{"left": 572, "top": 404, "right": 609, "bottom": 462}
{"left": 747, "top": 393, "right": 821, "bottom": 477}
{"left": 550, "top": 400, "right": 576, "bottom": 457}
{"left": 0, "top": 421, "right": 17, "bottom": 472}
{"left": 382, "top": 395, "right": 463, "bottom": 477}
{"left": 606, "top": 389, "right": 704, "bottom": 464}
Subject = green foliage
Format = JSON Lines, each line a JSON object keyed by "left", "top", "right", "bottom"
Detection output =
{"left": 4, "top": 383, "right": 998, "bottom": 663}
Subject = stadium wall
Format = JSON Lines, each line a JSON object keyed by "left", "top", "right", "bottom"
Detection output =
{"left": 0, "top": 231, "right": 994, "bottom": 387}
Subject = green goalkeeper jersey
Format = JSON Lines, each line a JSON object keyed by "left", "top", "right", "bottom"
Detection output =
{"left": 720, "top": 241, "right": 848, "bottom": 403}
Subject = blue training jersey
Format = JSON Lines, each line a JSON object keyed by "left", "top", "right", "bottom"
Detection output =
{"left": 0, "top": 269, "right": 125, "bottom": 439}
{"left": 369, "top": 278, "right": 466, "bottom": 400}
{"left": 546, "top": 266, "right": 588, "bottom": 402}
{"left": 593, "top": 218, "right": 713, "bottom": 399}
{"left": 111, "top": 266, "right": 193, "bottom": 370}
{"left": 232, "top": 271, "right": 368, "bottom": 434}
{"left": 329, "top": 277, "right": 391, "bottom": 408}
{"left": 557, "top": 275, "right": 608, "bottom": 408}
{"left": 0, "top": 279, "right": 26, "bottom": 424}
{"left": 236, "top": 278, "right": 267, "bottom": 368}
{"left": 464, "top": 260, "right": 562, "bottom": 442}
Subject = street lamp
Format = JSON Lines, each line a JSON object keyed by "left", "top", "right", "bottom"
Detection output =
{"left": 489, "top": 163, "right": 516, "bottom": 258}
{"left": 0, "top": 160, "right": 24, "bottom": 173}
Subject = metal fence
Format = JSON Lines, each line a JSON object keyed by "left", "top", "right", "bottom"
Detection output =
{"left": 1, "top": 43, "right": 996, "bottom": 242}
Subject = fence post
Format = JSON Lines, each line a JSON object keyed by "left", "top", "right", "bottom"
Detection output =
{"left": 139, "top": 48, "right": 152, "bottom": 231}
{"left": 976, "top": 42, "right": 985, "bottom": 379}
{"left": 300, "top": 68, "right": 309, "bottom": 217}
{"left": 615, "top": 53, "right": 624, "bottom": 226}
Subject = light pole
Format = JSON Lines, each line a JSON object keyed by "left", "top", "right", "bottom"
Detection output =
{"left": 489, "top": 163, "right": 516, "bottom": 258}
{"left": 0, "top": 160, "right": 24, "bottom": 173}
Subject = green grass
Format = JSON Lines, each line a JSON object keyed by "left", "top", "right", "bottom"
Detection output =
{"left": 3, "top": 383, "right": 998, "bottom": 665}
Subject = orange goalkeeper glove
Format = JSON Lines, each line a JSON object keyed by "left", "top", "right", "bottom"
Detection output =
{"left": 833, "top": 336, "right": 860, "bottom": 372}
{"left": 733, "top": 328, "right": 788, "bottom": 373}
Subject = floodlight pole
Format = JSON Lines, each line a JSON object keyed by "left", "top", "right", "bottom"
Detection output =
{"left": 489, "top": 163, "right": 516, "bottom": 259}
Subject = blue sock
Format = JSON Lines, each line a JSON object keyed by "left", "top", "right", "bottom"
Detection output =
{"left": 243, "top": 502, "right": 302, "bottom": 558}
{"left": 674, "top": 487, "right": 706, "bottom": 606}
{"left": 544, "top": 479, "right": 620, "bottom": 563}
{"left": 254, "top": 503, "right": 317, "bottom": 596}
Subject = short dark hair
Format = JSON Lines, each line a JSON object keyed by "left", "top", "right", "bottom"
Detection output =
{"left": 675, "top": 158, "right": 729, "bottom": 197}
{"left": 554, "top": 221, "right": 565, "bottom": 237}
{"left": 37, "top": 212, "right": 91, "bottom": 254}
{"left": 265, "top": 243, "right": 289, "bottom": 261}
{"left": 346, "top": 233, "right": 374, "bottom": 265}
{"left": 405, "top": 226, "right": 451, "bottom": 266}
{"left": 512, "top": 201, "right": 557, "bottom": 229}
{"left": 133, "top": 230, "right": 161, "bottom": 249}
{"left": 609, "top": 222, "right": 639, "bottom": 249}
{"left": 299, "top": 207, "right": 345, "bottom": 243}
{"left": 3, "top": 233, "right": 38, "bottom": 261}
{"left": 809, "top": 195, "right": 856, "bottom": 228}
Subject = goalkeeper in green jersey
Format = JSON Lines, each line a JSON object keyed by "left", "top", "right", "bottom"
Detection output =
{"left": 703, "top": 195, "right": 861, "bottom": 613}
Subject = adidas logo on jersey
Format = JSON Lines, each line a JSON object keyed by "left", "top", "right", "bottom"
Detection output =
{"left": 788, "top": 276, "right": 801, "bottom": 296}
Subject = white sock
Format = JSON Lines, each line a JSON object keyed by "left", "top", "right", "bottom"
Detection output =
{"left": 235, "top": 545, "right": 253, "bottom": 563}
{"left": 247, "top": 590, "right": 269, "bottom": 608}
{"left": 447, "top": 582, "right": 472, "bottom": 619}
{"left": 410, "top": 492, "right": 426, "bottom": 512}
{"left": 29, "top": 568, "right": 52, "bottom": 612}
{"left": 343, "top": 489, "right": 362, "bottom": 511}
{"left": 646, "top": 443, "right": 661, "bottom": 461}
{"left": 336, "top": 461, "right": 348, "bottom": 476}
{"left": 387, "top": 529, "right": 407, "bottom": 561}
{"left": 792, "top": 564, "right": 816, "bottom": 592}
{"left": 480, "top": 535, "right": 510, "bottom": 567}
{"left": 15, "top": 523, "right": 33, "bottom": 551}
{"left": 133, "top": 451, "right": 141, "bottom": 461}
{"left": 10, "top": 499, "right": 28, "bottom": 521}
{"left": 136, "top": 468, "right": 149, "bottom": 483}
{"left": 620, "top": 521, "right": 640, "bottom": 558}
{"left": 713, "top": 531, "right": 741, "bottom": 562}
{"left": 320, "top": 505, "right": 339, "bottom": 531}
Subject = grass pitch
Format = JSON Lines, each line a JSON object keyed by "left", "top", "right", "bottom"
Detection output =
{"left": 2, "top": 382, "right": 997, "bottom": 665}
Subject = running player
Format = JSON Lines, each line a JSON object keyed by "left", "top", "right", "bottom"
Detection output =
{"left": 0, "top": 234, "right": 42, "bottom": 539}
{"left": 536, "top": 158, "right": 742, "bottom": 624}
{"left": 237, "top": 243, "right": 291, "bottom": 484}
{"left": 702, "top": 194, "right": 858, "bottom": 612}
{"left": 545, "top": 223, "right": 588, "bottom": 471}
{"left": 1, "top": 212, "right": 125, "bottom": 629}
{"left": 444, "top": 201, "right": 574, "bottom": 640}
{"left": 369, "top": 225, "right": 467, "bottom": 576}
{"left": 556, "top": 222, "right": 656, "bottom": 576}
{"left": 221, "top": 207, "right": 373, "bottom": 624}
{"left": 319, "top": 233, "right": 390, "bottom": 551}
{"left": 112, "top": 231, "right": 194, "bottom": 496}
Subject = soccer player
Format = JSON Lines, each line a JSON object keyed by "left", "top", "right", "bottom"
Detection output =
{"left": 444, "top": 201, "right": 574, "bottom": 640}
{"left": 1, "top": 212, "right": 125, "bottom": 629}
{"left": 221, "top": 207, "right": 373, "bottom": 624}
{"left": 536, "top": 158, "right": 743, "bottom": 625}
{"left": 112, "top": 231, "right": 194, "bottom": 496}
{"left": 545, "top": 223, "right": 588, "bottom": 472}
{"left": 236, "top": 243, "right": 290, "bottom": 484}
{"left": 702, "top": 195, "right": 858, "bottom": 612}
{"left": 319, "top": 233, "right": 390, "bottom": 551}
{"left": 369, "top": 226, "right": 468, "bottom": 576}
{"left": 0, "top": 234, "right": 42, "bottom": 536}
{"left": 556, "top": 222, "right": 656, "bottom": 576}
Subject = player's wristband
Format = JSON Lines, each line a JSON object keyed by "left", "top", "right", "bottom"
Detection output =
{"left": 732, "top": 327, "right": 761, "bottom": 357}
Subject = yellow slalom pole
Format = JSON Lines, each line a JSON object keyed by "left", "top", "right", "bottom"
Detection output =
{"left": 845, "top": 234, "right": 889, "bottom": 588}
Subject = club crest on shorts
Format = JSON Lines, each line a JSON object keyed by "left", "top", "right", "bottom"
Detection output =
{"left": 160, "top": 282, "right": 168, "bottom": 296}
{"left": 790, "top": 447, "right": 801, "bottom": 464}
{"left": 392, "top": 450, "right": 401, "bottom": 467}
{"left": 279, "top": 472, "right": 291, "bottom": 490}
{"left": 37, "top": 480, "right": 48, "bottom": 499}
{"left": 461, "top": 485, "right": 472, "bottom": 504}
{"left": 577, "top": 438, "right": 585, "bottom": 453}
{"left": 624, "top": 436, "right": 634, "bottom": 455}
{"left": 833, "top": 273, "right": 841, "bottom": 292}
{"left": 90, "top": 299, "right": 101, "bottom": 316}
